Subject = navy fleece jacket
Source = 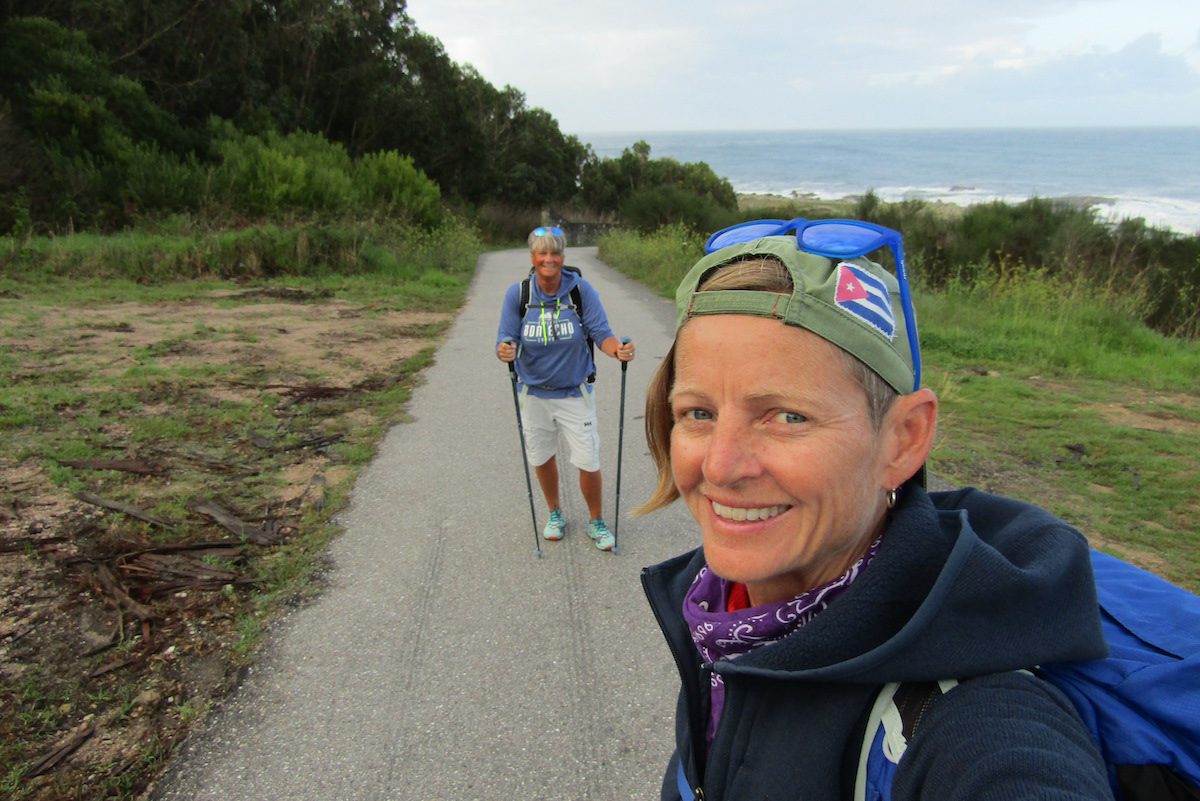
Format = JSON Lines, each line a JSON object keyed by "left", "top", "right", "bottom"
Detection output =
{"left": 642, "top": 486, "right": 1113, "bottom": 801}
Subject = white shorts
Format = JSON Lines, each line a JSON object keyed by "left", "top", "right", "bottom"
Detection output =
{"left": 519, "top": 390, "right": 601, "bottom": 472}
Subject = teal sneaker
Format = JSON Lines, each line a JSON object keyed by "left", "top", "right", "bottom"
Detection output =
{"left": 543, "top": 508, "right": 566, "bottom": 541}
{"left": 587, "top": 518, "right": 615, "bottom": 551}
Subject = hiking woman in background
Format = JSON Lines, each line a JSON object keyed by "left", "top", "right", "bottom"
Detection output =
{"left": 638, "top": 220, "right": 1112, "bottom": 800}
{"left": 496, "top": 226, "right": 635, "bottom": 551}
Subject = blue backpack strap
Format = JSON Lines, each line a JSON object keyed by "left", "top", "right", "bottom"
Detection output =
{"left": 676, "top": 758, "right": 695, "bottom": 801}
{"left": 857, "top": 680, "right": 959, "bottom": 801}
{"left": 1038, "top": 550, "right": 1200, "bottom": 800}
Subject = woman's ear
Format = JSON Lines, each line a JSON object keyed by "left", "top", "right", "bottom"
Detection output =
{"left": 880, "top": 388, "right": 938, "bottom": 489}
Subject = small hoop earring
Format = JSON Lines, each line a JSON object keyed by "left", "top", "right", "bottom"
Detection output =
{"left": 886, "top": 488, "right": 898, "bottom": 509}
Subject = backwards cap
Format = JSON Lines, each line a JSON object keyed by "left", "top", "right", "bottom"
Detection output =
{"left": 675, "top": 236, "right": 916, "bottom": 394}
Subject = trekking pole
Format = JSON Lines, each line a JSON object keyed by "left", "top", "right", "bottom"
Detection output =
{"left": 613, "top": 337, "right": 631, "bottom": 555}
{"left": 503, "top": 339, "right": 542, "bottom": 558}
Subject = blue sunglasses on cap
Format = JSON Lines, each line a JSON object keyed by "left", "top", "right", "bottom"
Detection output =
{"left": 531, "top": 226, "right": 565, "bottom": 237}
{"left": 705, "top": 218, "right": 921, "bottom": 391}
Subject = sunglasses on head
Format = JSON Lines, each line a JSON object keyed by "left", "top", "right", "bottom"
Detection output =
{"left": 705, "top": 218, "right": 921, "bottom": 391}
{"left": 532, "top": 226, "right": 565, "bottom": 238}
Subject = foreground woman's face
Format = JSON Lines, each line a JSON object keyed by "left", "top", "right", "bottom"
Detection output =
{"left": 529, "top": 247, "right": 564, "bottom": 284}
{"left": 669, "top": 315, "right": 891, "bottom": 606}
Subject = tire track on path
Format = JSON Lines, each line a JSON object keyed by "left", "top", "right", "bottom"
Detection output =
{"left": 379, "top": 520, "right": 445, "bottom": 797}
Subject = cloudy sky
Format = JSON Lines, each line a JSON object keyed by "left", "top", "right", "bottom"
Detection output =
{"left": 404, "top": 0, "right": 1200, "bottom": 134}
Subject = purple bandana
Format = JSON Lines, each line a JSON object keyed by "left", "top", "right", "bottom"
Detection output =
{"left": 682, "top": 536, "right": 882, "bottom": 749}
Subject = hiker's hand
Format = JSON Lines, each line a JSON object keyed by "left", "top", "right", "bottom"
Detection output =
{"left": 497, "top": 341, "right": 517, "bottom": 363}
{"left": 616, "top": 339, "right": 635, "bottom": 362}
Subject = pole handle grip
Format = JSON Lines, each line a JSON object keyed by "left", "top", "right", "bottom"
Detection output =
{"left": 501, "top": 337, "right": 517, "bottom": 375}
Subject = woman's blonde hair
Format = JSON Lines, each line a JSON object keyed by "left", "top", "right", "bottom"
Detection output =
{"left": 528, "top": 229, "right": 566, "bottom": 254}
{"left": 635, "top": 256, "right": 898, "bottom": 515}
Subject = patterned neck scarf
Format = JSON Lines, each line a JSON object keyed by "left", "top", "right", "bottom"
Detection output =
{"left": 682, "top": 536, "right": 883, "bottom": 749}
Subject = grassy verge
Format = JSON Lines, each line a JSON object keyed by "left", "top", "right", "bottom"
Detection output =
{"left": 0, "top": 221, "right": 482, "bottom": 800}
{"left": 599, "top": 228, "right": 1200, "bottom": 591}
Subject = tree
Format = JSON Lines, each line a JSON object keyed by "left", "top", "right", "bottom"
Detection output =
{"left": 579, "top": 140, "right": 736, "bottom": 223}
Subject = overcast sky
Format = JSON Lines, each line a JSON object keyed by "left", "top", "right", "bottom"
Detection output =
{"left": 404, "top": 0, "right": 1200, "bottom": 134}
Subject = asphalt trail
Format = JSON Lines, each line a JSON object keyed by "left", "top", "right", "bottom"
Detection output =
{"left": 151, "top": 247, "right": 699, "bottom": 801}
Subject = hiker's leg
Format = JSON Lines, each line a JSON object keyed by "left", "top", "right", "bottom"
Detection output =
{"left": 520, "top": 394, "right": 559, "bottom": 512}
{"left": 534, "top": 456, "right": 561, "bottom": 512}
{"left": 579, "top": 468, "right": 603, "bottom": 520}
{"left": 559, "top": 390, "right": 601, "bottom": 519}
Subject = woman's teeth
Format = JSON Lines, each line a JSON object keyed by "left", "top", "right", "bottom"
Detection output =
{"left": 711, "top": 501, "right": 787, "bottom": 522}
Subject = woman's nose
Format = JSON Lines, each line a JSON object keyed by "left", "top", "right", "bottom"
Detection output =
{"left": 702, "top": 418, "right": 762, "bottom": 486}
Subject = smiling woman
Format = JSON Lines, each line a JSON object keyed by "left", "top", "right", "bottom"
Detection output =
{"left": 637, "top": 221, "right": 1114, "bottom": 801}
{"left": 495, "top": 227, "right": 635, "bottom": 552}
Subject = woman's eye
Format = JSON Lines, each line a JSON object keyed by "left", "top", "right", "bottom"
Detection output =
{"left": 774, "top": 411, "right": 807, "bottom": 424}
{"left": 680, "top": 408, "right": 713, "bottom": 422}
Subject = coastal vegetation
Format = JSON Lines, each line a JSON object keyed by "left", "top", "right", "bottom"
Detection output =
{"left": 1, "top": 3, "right": 1198, "bottom": 800}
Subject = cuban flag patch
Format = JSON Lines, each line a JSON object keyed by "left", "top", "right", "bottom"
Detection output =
{"left": 834, "top": 262, "right": 896, "bottom": 339}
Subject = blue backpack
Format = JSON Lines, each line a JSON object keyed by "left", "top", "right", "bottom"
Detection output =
{"left": 858, "top": 550, "right": 1200, "bottom": 801}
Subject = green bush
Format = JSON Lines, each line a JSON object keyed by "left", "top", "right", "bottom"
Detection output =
{"left": 122, "top": 143, "right": 204, "bottom": 215}
{"left": 354, "top": 151, "right": 443, "bottom": 228}
{"left": 619, "top": 186, "right": 735, "bottom": 235}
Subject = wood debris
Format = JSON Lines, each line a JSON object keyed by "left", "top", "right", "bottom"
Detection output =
{"left": 27, "top": 720, "right": 95, "bottom": 777}
{"left": 75, "top": 492, "right": 178, "bottom": 531}
{"left": 57, "top": 458, "right": 163, "bottom": 476}
{"left": 78, "top": 563, "right": 155, "bottom": 621}
{"left": 185, "top": 497, "right": 279, "bottom": 545}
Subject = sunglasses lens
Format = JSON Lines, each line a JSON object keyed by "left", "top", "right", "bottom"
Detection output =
{"left": 706, "top": 220, "right": 796, "bottom": 253}
{"left": 799, "top": 223, "right": 886, "bottom": 257}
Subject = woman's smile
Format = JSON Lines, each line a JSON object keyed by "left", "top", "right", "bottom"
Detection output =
{"left": 709, "top": 499, "right": 791, "bottom": 523}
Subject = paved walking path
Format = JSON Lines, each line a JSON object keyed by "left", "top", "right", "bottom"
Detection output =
{"left": 151, "top": 247, "right": 699, "bottom": 801}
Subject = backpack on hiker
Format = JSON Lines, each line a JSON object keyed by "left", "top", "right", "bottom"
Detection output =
{"left": 519, "top": 264, "right": 596, "bottom": 383}
{"left": 857, "top": 549, "right": 1200, "bottom": 801}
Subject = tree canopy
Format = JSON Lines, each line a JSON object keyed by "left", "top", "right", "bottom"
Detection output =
{"left": 0, "top": 1, "right": 733, "bottom": 233}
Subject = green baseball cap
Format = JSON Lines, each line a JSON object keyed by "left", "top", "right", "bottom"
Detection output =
{"left": 675, "top": 236, "right": 915, "bottom": 394}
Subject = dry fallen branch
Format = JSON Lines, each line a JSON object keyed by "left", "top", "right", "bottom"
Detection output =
{"left": 28, "top": 720, "right": 95, "bottom": 777}
{"left": 75, "top": 492, "right": 178, "bottom": 532}
{"left": 87, "top": 653, "right": 146, "bottom": 680}
{"left": 0, "top": 535, "right": 69, "bottom": 553}
{"left": 185, "top": 498, "right": 278, "bottom": 545}
{"left": 120, "top": 552, "right": 239, "bottom": 583}
{"left": 277, "top": 433, "right": 344, "bottom": 452}
{"left": 57, "top": 458, "right": 164, "bottom": 476}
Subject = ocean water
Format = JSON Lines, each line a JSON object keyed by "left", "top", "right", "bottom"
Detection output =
{"left": 579, "top": 128, "right": 1200, "bottom": 235}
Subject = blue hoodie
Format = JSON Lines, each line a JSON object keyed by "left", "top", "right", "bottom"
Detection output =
{"left": 496, "top": 268, "right": 615, "bottom": 398}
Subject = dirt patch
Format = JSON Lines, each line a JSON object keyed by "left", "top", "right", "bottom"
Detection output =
{"left": 1027, "top": 378, "right": 1198, "bottom": 436}
{"left": 1091, "top": 399, "right": 1199, "bottom": 435}
{"left": 0, "top": 288, "right": 450, "bottom": 800}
